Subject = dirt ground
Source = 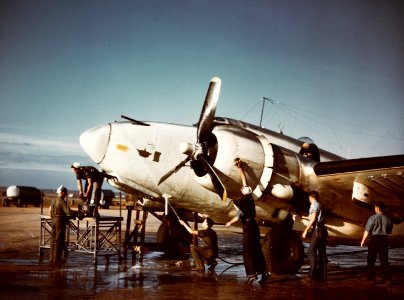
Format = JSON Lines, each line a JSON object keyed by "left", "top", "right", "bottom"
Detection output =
{"left": 0, "top": 206, "right": 403, "bottom": 299}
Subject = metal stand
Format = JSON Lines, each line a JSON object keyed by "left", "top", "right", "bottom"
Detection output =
{"left": 39, "top": 215, "right": 56, "bottom": 260}
{"left": 123, "top": 206, "right": 148, "bottom": 262}
{"left": 39, "top": 215, "right": 123, "bottom": 264}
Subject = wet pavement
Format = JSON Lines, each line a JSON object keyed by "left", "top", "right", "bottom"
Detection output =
{"left": 1, "top": 207, "right": 404, "bottom": 299}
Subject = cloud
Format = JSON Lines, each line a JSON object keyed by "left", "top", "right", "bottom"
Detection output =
{"left": 0, "top": 132, "right": 82, "bottom": 154}
{"left": 0, "top": 132, "right": 88, "bottom": 172}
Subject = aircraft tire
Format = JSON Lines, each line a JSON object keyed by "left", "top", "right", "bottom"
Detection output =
{"left": 156, "top": 223, "right": 171, "bottom": 245}
{"left": 262, "top": 228, "right": 304, "bottom": 275}
{"left": 156, "top": 223, "right": 181, "bottom": 256}
{"left": 156, "top": 219, "right": 192, "bottom": 256}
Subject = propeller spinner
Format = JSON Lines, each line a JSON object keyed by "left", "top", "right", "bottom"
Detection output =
{"left": 157, "top": 77, "right": 227, "bottom": 200}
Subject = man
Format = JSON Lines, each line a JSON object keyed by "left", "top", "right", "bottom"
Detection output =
{"left": 302, "top": 191, "right": 328, "bottom": 281}
{"left": 179, "top": 218, "right": 218, "bottom": 272}
{"left": 360, "top": 201, "right": 393, "bottom": 284}
{"left": 71, "top": 162, "right": 106, "bottom": 216}
{"left": 226, "top": 159, "right": 268, "bottom": 285}
{"left": 299, "top": 142, "right": 320, "bottom": 162}
{"left": 49, "top": 185, "right": 71, "bottom": 265}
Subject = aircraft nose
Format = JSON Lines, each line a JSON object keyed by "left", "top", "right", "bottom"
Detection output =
{"left": 79, "top": 124, "right": 111, "bottom": 164}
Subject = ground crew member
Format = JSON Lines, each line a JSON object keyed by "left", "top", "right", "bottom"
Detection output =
{"left": 179, "top": 218, "right": 218, "bottom": 272}
{"left": 360, "top": 201, "right": 393, "bottom": 284}
{"left": 49, "top": 185, "right": 71, "bottom": 265}
{"left": 299, "top": 142, "right": 320, "bottom": 162}
{"left": 71, "top": 162, "right": 107, "bottom": 217}
{"left": 226, "top": 159, "right": 269, "bottom": 285}
{"left": 302, "top": 191, "right": 328, "bottom": 281}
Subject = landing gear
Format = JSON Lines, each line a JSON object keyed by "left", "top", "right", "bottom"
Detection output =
{"left": 262, "top": 227, "right": 304, "bottom": 275}
{"left": 156, "top": 214, "right": 192, "bottom": 256}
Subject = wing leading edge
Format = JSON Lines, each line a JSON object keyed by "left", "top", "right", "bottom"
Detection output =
{"left": 314, "top": 154, "right": 404, "bottom": 176}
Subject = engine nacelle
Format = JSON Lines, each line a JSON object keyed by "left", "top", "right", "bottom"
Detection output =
{"left": 191, "top": 125, "right": 266, "bottom": 199}
{"left": 191, "top": 124, "right": 307, "bottom": 206}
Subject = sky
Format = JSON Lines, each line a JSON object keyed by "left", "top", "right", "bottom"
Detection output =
{"left": 0, "top": 0, "right": 403, "bottom": 190}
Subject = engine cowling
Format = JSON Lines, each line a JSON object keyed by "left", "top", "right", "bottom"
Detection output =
{"left": 189, "top": 125, "right": 270, "bottom": 200}
{"left": 190, "top": 124, "right": 306, "bottom": 213}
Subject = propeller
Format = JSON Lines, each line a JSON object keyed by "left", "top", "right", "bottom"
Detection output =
{"left": 157, "top": 156, "right": 191, "bottom": 186}
{"left": 157, "top": 77, "right": 227, "bottom": 200}
{"left": 197, "top": 153, "right": 227, "bottom": 201}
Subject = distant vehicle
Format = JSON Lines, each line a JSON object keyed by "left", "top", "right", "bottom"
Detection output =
{"left": 5, "top": 185, "right": 42, "bottom": 207}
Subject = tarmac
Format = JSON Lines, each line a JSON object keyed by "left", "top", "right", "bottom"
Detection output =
{"left": 0, "top": 206, "right": 404, "bottom": 299}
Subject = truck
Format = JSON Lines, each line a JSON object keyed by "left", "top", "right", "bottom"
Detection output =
{"left": 5, "top": 185, "right": 42, "bottom": 207}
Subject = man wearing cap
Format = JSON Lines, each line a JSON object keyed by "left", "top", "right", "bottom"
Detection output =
{"left": 71, "top": 162, "right": 106, "bottom": 217}
{"left": 225, "top": 159, "right": 269, "bottom": 285}
{"left": 49, "top": 185, "right": 71, "bottom": 265}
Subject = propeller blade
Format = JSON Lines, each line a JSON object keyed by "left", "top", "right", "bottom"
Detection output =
{"left": 197, "top": 77, "right": 221, "bottom": 144}
{"left": 159, "top": 77, "right": 223, "bottom": 196}
{"left": 197, "top": 154, "right": 227, "bottom": 201}
{"left": 157, "top": 157, "right": 191, "bottom": 186}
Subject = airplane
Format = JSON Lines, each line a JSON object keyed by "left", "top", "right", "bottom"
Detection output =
{"left": 79, "top": 76, "right": 404, "bottom": 274}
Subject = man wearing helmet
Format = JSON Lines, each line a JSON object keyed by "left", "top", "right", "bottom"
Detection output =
{"left": 49, "top": 185, "right": 71, "bottom": 265}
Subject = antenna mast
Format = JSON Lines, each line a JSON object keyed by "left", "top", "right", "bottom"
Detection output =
{"left": 259, "top": 97, "right": 271, "bottom": 127}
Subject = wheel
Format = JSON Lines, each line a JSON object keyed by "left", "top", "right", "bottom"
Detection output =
{"left": 262, "top": 228, "right": 304, "bottom": 275}
{"left": 156, "top": 223, "right": 171, "bottom": 244}
{"left": 156, "top": 221, "right": 191, "bottom": 256}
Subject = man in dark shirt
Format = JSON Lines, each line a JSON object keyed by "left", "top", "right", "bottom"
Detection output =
{"left": 49, "top": 185, "right": 71, "bottom": 265}
{"left": 71, "top": 162, "right": 106, "bottom": 217}
{"left": 361, "top": 201, "right": 393, "bottom": 284}
{"left": 299, "top": 142, "right": 320, "bottom": 162}
{"left": 179, "top": 217, "right": 218, "bottom": 272}
{"left": 225, "top": 159, "right": 268, "bottom": 285}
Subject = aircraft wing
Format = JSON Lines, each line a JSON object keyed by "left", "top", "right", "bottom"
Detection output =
{"left": 313, "top": 154, "right": 404, "bottom": 220}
